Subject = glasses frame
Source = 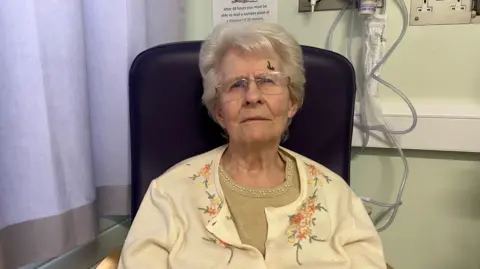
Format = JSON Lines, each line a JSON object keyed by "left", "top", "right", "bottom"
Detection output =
{"left": 214, "top": 71, "right": 291, "bottom": 99}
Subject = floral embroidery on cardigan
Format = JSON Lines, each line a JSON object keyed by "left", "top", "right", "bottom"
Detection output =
{"left": 190, "top": 161, "right": 213, "bottom": 188}
{"left": 191, "top": 162, "right": 223, "bottom": 219}
{"left": 286, "top": 189, "right": 327, "bottom": 265}
{"left": 305, "top": 163, "right": 332, "bottom": 186}
{"left": 202, "top": 237, "right": 233, "bottom": 263}
{"left": 198, "top": 191, "right": 223, "bottom": 216}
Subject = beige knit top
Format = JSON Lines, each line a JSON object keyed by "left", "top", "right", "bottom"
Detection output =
{"left": 219, "top": 150, "right": 300, "bottom": 256}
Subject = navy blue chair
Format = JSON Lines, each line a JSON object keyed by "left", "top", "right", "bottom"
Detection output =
{"left": 129, "top": 41, "right": 356, "bottom": 217}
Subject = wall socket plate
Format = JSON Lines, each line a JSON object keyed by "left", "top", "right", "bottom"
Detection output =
{"left": 298, "top": 0, "right": 383, "bottom": 12}
{"left": 409, "top": 0, "right": 473, "bottom": 26}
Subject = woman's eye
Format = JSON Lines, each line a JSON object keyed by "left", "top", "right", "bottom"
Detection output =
{"left": 258, "top": 77, "right": 275, "bottom": 84}
{"left": 230, "top": 80, "right": 247, "bottom": 90}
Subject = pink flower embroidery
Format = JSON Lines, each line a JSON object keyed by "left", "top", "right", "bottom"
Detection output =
{"left": 286, "top": 189, "right": 327, "bottom": 265}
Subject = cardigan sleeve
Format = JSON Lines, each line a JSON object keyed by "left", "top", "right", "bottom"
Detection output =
{"left": 338, "top": 188, "right": 387, "bottom": 269}
{"left": 118, "top": 180, "right": 178, "bottom": 269}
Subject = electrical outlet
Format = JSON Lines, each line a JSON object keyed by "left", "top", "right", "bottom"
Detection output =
{"left": 416, "top": 0, "right": 433, "bottom": 12}
{"left": 410, "top": 0, "right": 473, "bottom": 25}
{"left": 298, "top": 0, "right": 383, "bottom": 12}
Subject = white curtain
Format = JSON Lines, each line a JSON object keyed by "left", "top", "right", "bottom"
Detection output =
{"left": 0, "top": 1, "right": 185, "bottom": 268}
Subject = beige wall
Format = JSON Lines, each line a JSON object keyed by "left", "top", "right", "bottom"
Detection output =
{"left": 352, "top": 149, "right": 480, "bottom": 268}
{"left": 185, "top": 0, "right": 480, "bottom": 102}
{"left": 185, "top": 0, "right": 480, "bottom": 268}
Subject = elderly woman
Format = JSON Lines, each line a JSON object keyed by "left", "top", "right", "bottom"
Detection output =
{"left": 119, "top": 22, "right": 386, "bottom": 269}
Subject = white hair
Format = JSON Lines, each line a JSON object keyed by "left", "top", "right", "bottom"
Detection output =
{"left": 198, "top": 22, "right": 306, "bottom": 118}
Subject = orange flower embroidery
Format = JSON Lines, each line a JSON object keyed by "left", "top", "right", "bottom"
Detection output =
{"left": 199, "top": 163, "right": 211, "bottom": 178}
{"left": 286, "top": 189, "right": 327, "bottom": 265}
{"left": 202, "top": 237, "right": 233, "bottom": 263}
{"left": 190, "top": 161, "right": 213, "bottom": 188}
{"left": 305, "top": 163, "right": 332, "bottom": 186}
{"left": 198, "top": 191, "right": 223, "bottom": 216}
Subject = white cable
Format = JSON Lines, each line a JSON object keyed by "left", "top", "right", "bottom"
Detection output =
{"left": 357, "top": 0, "right": 417, "bottom": 135}
{"left": 346, "top": 9, "right": 356, "bottom": 61}
{"left": 358, "top": 126, "right": 408, "bottom": 232}
{"left": 330, "top": 1, "right": 372, "bottom": 161}
{"left": 359, "top": 128, "right": 408, "bottom": 232}
{"left": 325, "top": 0, "right": 413, "bottom": 231}
{"left": 356, "top": 0, "right": 412, "bottom": 231}
{"left": 326, "top": 2, "right": 349, "bottom": 50}
{"left": 344, "top": 0, "right": 376, "bottom": 159}
{"left": 347, "top": 7, "right": 371, "bottom": 159}
{"left": 361, "top": 196, "right": 402, "bottom": 208}
{"left": 373, "top": 130, "right": 408, "bottom": 231}
{"left": 310, "top": 0, "right": 317, "bottom": 12}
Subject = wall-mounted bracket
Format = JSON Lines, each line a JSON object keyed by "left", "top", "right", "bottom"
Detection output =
{"left": 298, "top": 0, "right": 383, "bottom": 12}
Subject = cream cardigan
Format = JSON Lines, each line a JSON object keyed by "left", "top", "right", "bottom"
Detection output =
{"left": 118, "top": 145, "right": 386, "bottom": 269}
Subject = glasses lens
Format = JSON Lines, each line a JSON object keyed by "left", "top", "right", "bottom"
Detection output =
{"left": 228, "top": 78, "right": 248, "bottom": 92}
{"left": 255, "top": 73, "right": 285, "bottom": 95}
{"left": 219, "top": 78, "right": 248, "bottom": 101}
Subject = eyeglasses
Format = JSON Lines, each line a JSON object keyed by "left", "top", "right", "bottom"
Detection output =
{"left": 215, "top": 71, "right": 290, "bottom": 102}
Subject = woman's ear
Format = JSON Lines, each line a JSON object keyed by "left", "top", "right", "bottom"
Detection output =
{"left": 287, "top": 99, "right": 299, "bottom": 118}
{"left": 213, "top": 104, "right": 226, "bottom": 129}
{"left": 289, "top": 103, "right": 298, "bottom": 117}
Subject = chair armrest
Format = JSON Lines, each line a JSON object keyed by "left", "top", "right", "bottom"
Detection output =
{"left": 96, "top": 247, "right": 122, "bottom": 269}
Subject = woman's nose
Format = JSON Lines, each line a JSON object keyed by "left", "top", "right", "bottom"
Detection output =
{"left": 244, "top": 82, "right": 262, "bottom": 104}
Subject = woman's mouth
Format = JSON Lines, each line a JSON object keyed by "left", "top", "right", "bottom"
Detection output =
{"left": 241, "top": 117, "right": 270, "bottom": 123}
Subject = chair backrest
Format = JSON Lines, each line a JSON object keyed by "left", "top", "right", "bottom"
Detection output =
{"left": 129, "top": 41, "right": 356, "bottom": 216}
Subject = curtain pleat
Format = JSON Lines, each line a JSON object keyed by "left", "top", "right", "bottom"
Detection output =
{"left": 0, "top": 1, "right": 185, "bottom": 268}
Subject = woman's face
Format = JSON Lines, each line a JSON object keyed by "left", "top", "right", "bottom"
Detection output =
{"left": 213, "top": 48, "right": 298, "bottom": 145}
